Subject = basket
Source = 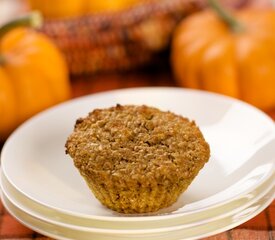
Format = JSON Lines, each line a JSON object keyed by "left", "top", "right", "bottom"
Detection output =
{"left": 41, "top": 0, "right": 206, "bottom": 75}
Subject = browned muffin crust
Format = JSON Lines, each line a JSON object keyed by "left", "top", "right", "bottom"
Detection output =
{"left": 65, "top": 104, "right": 210, "bottom": 213}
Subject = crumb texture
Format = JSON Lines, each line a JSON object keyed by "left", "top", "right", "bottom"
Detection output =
{"left": 66, "top": 104, "right": 210, "bottom": 213}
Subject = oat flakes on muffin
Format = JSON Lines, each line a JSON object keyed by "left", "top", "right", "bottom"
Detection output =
{"left": 65, "top": 104, "right": 210, "bottom": 214}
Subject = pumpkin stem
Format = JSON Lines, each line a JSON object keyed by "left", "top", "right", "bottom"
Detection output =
{"left": 0, "top": 11, "right": 43, "bottom": 39}
{"left": 208, "top": 0, "right": 245, "bottom": 32}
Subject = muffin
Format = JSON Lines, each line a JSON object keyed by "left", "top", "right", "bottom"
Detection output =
{"left": 65, "top": 104, "right": 210, "bottom": 214}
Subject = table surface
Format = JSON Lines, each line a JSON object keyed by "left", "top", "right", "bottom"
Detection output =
{"left": 0, "top": 66, "right": 274, "bottom": 240}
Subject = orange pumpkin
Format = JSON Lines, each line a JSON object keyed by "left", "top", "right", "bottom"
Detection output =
{"left": 86, "top": 0, "right": 152, "bottom": 13}
{"left": 0, "top": 13, "right": 70, "bottom": 140}
{"left": 28, "top": 0, "right": 154, "bottom": 18}
{"left": 171, "top": 0, "right": 275, "bottom": 110}
{"left": 28, "top": 0, "right": 85, "bottom": 19}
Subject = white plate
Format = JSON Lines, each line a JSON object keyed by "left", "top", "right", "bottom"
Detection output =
{"left": 1, "top": 178, "right": 274, "bottom": 240}
{"left": 1, "top": 87, "right": 275, "bottom": 223}
{"left": 1, "top": 167, "right": 274, "bottom": 234}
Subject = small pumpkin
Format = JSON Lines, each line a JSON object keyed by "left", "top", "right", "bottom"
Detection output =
{"left": 171, "top": 0, "right": 275, "bottom": 110}
{"left": 28, "top": 0, "right": 85, "bottom": 19}
{"left": 28, "top": 0, "right": 154, "bottom": 18}
{"left": 86, "top": 0, "right": 152, "bottom": 13}
{"left": 0, "top": 12, "right": 70, "bottom": 140}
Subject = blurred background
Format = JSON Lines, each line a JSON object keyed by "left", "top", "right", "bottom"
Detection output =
{"left": 0, "top": 0, "right": 274, "bottom": 142}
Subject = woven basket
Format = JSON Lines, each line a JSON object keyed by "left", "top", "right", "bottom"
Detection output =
{"left": 41, "top": 0, "right": 206, "bottom": 75}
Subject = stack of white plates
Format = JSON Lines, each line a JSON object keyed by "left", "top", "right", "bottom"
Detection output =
{"left": 1, "top": 88, "right": 274, "bottom": 240}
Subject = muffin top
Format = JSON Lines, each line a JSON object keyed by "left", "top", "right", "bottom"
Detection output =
{"left": 65, "top": 104, "right": 210, "bottom": 187}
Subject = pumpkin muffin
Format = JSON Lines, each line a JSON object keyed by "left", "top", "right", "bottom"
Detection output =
{"left": 65, "top": 104, "right": 210, "bottom": 214}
